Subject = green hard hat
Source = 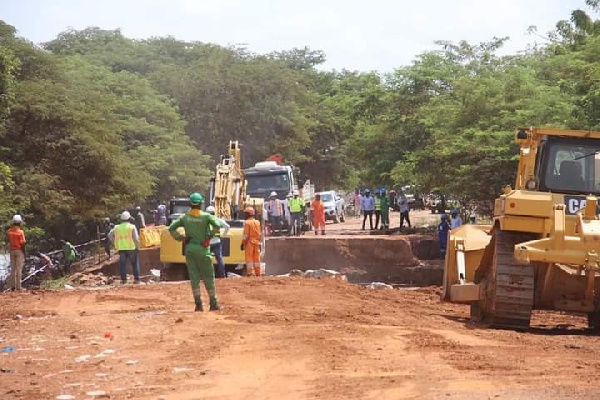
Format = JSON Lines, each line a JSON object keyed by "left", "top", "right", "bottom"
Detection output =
{"left": 189, "top": 192, "right": 204, "bottom": 205}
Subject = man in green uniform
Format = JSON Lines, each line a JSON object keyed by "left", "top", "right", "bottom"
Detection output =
{"left": 380, "top": 188, "right": 390, "bottom": 230}
{"left": 168, "top": 192, "right": 222, "bottom": 312}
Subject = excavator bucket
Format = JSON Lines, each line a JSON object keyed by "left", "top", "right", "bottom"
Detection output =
{"left": 441, "top": 224, "right": 492, "bottom": 302}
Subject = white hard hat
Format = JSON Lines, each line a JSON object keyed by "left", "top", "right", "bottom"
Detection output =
{"left": 293, "top": 190, "right": 299, "bottom": 195}
{"left": 206, "top": 206, "right": 215, "bottom": 214}
{"left": 12, "top": 214, "right": 23, "bottom": 223}
{"left": 120, "top": 211, "right": 131, "bottom": 221}
{"left": 286, "top": 193, "right": 292, "bottom": 198}
{"left": 270, "top": 191, "right": 277, "bottom": 197}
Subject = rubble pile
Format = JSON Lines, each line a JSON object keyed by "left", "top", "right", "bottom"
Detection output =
{"left": 287, "top": 268, "right": 348, "bottom": 281}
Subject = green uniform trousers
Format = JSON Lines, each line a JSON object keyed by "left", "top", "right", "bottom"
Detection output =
{"left": 380, "top": 210, "right": 389, "bottom": 228}
{"left": 185, "top": 243, "right": 217, "bottom": 307}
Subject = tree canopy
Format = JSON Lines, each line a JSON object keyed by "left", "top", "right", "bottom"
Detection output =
{"left": 2, "top": 1, "right": 600, "bottom": 246}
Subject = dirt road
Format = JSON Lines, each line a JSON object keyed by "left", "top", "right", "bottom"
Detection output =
{"left": 1, "top": 278, "right": 600, "bottom": 399}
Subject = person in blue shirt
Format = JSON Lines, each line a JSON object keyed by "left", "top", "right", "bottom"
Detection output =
{"left": 360, "top": 189, "right": 375, "bottom": 230}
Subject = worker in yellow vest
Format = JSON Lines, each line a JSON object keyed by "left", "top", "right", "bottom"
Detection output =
{"left": 108, "top": 211, "right": 141, "bottom": 284}
{"left": 288, "top": 190, "right": 305, "bottom": 236}
{"left": 374, "top": 189, "right": 382, "bottom": 230}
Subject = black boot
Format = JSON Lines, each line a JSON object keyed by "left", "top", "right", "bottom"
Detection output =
{"left": 209, "top": 299, "right": 222, "bottom": 311}
{"left": 195, "top": 303, "right": 204, "bottom": 312}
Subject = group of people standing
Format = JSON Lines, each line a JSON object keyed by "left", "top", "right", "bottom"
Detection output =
{"left": 354, "top": 189, "right": 411, "bottom": 231}
{"left": 266, "top": 190, "right": 306, "bottom": 236}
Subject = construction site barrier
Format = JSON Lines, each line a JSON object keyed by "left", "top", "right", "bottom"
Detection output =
{"left": 139, "top": 225, "right": 168, "bottom": 248}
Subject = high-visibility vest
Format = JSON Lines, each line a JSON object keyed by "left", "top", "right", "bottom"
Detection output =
{"left": 269, "top": 199, "right": 282, "bottom": 216}
{"left": 114, "top": 223, "right": 136, "bottom": 251}
{"left": 375, "top": 197, "right": 382, "bottom": 211}
{"left": 289, "top": 197, "right": 304, "bottom": 213}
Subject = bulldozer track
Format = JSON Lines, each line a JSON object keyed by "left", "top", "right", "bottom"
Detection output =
{"left": 478, "top": 229, "right": 537, "bottom": 329}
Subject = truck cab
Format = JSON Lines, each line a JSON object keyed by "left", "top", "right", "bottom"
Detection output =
{"left": 244, "top": 161, "right": 295, "bottom": 200}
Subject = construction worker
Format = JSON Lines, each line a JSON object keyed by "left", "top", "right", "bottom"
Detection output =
{"left": 242, "top": 206, "right": 262, "bottom": 276}
{"left": 354, "top": 189, "right": 362, "bottom": 218}
{"left": 399, "top": 195, "right": 412, "bottom": 228}
{"left": 134, "top": 206, "right": 146, "bottom": 231}
{"left": 61, "top": 240, "right": 78, "bottom": 275}
{"left": 380, "top": 188, "right": 390, "bottom": 230}
{"left": 374, "top": 189, "right": 382, "bottom": 229}
{"left": 109, "top": 211, "right": 141, "bottom": 284}
{"left": 450, "top": 209, "right": 463, "bottom": 229}
{"left": 206, "top": 205, "right": 230, "bottom": 278}
{"left": 6, "top": 214, "right": 26, "bottom": 291}
{"left": 157, "top": 203, "right": 167, "bottom": 225}
{"left": 288, "top": 189, "right": 305, "bottom": 236}
{"left": 311, "top": 193, "right": 326, "bottom": 235}
{"left": 438, "top": 213, "right": 450, "bottom": 259}
{"left": 361, "top": 189, "right": 374, "bottom": 230}
{"left": 169, "top": 193, "right": 222, "bottom": 311}
{"left": 103, "top": 217, "right": 114, "bottom": 257}
{"left": 267, "top": 191, "right": 283, "bottom": 233}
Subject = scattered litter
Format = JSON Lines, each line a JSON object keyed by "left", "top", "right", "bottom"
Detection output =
{"left": 125, "top": 359, "right": 138, "bottom": 365}
{"left": 95, "top": 373, "right": 109, "bottom": 377}
{"left": 0, "top": 346, "right": 16, "bottom": 353}
{"left": 93, "top": 349, "right": 116, "bottom": 358}
{"left": 64, "top": 284, "right": 75, "bottom": 290}
{"left": 86, "top": 390, "right": 108, "bottom": 397}
{"left": 13, "top": 314, "right": 23, "bottom": 320}
{"left": 63, "top": 383, "right": 82, "bottom": 387}
{"left": 88, "top": 341, "right": 100, "bottom": 346}
{"left": 75, "top": 354, "right": 91, "bottom": 363}
{"left": 226, "top": 272, "right": 242, "bottom": 278}
{"left": 173, "top": 366, "right": 194, "bottom": 373}
{"left": 103, "top": 332, "right": 112, "bottom": 339}
{"left": 135, "top": 310, "right": 167, "bottom": 320}
{"left": 1, "top": 367, "right": 13, "bottom": 373}
{"left": 150, "top": 269, "right": 161, "bottom": 279}
{"left": 367, "top": 282, "right": 394, "bottom": 290}
{"left": 55, "top": 395, "right": 76, "bottom": 400}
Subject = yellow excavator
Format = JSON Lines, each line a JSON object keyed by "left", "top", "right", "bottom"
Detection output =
{"left": 443, "top": 127, "right": 600, "bottom": 330}
{"left": 160, "top": 141, "right": 265, "bottom": 274}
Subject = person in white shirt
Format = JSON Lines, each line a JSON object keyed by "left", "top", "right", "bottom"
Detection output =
{"left": 399, "top": 196, "right": 411, "bottom": 228}
{"left": 205, "top": 206, "right": 230, "bottom": 278}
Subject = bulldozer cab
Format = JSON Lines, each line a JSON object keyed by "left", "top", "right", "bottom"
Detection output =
{"left": 443, "top": 127, "right": 600, "bottom": 330}
{"left": 536, "top": 136, "right": 600, "bottom": 197}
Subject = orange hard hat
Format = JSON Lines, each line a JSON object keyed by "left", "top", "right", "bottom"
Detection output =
{"left": 244, "top": 206, "right": 255, "bottom": 215}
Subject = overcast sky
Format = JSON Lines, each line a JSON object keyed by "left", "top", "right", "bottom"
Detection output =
{"left": 1, "top": 0, "right": 591, "bottom": 71}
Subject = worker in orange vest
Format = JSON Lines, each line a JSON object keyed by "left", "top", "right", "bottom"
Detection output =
{"left": 241, "top": 206, "right": 262, "bottom": 276}
{"left": 311, "top": 193, "right": 326, "bottom": 235}
{"left": 267, "top": 191, "right": 283, "bottom": 233}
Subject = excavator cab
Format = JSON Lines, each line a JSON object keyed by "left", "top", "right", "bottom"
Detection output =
{"left": 443, "top": 127, "right": 600, "bottom": 330}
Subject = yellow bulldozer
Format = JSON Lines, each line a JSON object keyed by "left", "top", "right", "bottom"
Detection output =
{"left": 442, "top": 127, "right": 600, "bottom": 330}
{"left": 160, "top": 141, "right": 265, "bottom": 274}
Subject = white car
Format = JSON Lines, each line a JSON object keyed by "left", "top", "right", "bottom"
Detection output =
{"left": 317, "top": 191, "right": 346, "bottom": 223}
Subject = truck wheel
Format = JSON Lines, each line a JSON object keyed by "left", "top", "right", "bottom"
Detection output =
{"left": 588, "top": 311, "right": 600, "bottom": 332}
